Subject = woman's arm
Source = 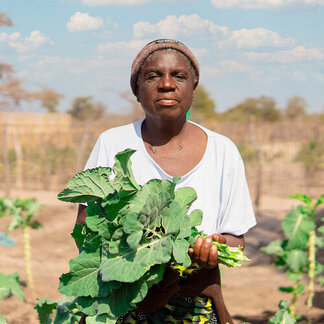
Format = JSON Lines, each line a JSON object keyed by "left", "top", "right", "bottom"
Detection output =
{"left": 76, "top": 204, "right": 87, "bottom": 225}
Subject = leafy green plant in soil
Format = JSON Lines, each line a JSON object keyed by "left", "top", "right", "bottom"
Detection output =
{"left": 34, "top": 297, "right": 83, "bottom": 324}
{"left": 262, "top": 193, "right": 324, "bottom": 323}
{"left": 57, "top": 148, "right": 248, "bottom": 323}
{"left": 0, "top": 197, "right": 43, "bottom": 300}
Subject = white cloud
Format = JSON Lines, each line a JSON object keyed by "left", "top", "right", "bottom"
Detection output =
{"left": 67, "top": 12, "right": 104, "bottom": 32}
{"left": 98, "top": 39, "right": 147, "bottom": 56}
{"left": 133, "top": 14, "right": 229, "bottom": 39}
{"left": 245, "top": 46, "right": 324, "bottom": 63}
{"left": 218, "top": 28, "right": 295, "bottom": 48}
{"left": 203, "top": 60, "right": 251, "bottom": 76}
{"left": 9, "top": 31, "right": 53, "bottom": 53}
{"left": 82, "top": 0, "right": 149, "bottom": 5}
{"left": 0, "top": 32, "right": 21, "bottom": 42}
{"left": 191, "top": 47, "right": 209, "bottom": 58}
{"left": 218, "top": 60, "right": 250, "bottom": 72}
{"left": 211, "top": 0, "right": 324, "bottom": 9}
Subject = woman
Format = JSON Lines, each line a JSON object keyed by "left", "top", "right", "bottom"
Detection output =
{"left": 77, "top": 39, "right": 256, "bottom": 324}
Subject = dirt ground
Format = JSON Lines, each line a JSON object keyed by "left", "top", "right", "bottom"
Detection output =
{"left": 0, "top": 190, "right": 323, "bottom": 324}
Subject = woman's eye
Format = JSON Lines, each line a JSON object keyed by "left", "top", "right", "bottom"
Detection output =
{"left": 146, "top": 73, "right": 159, "bottom": 80}
{"left": 175, "top": 74, "right": 186, "bottom": 80}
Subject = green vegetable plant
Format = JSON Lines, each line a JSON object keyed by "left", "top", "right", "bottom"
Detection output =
{"left": 34, "top": 297, "right": 83, "bottom": 324}
{"left": 0, "top": 197, "right": 43, "bottom": 301}
{"left": 261, "top": 193, "right": 324, "bottom": 323}
{"left": 268, "top": 300, "right": 296, "bottom": 324}
{"left": 0, "top": 226, "right": 24, "bottom": 324}
{"left": 57, "top": 149, "right": 248, "bottom": 323}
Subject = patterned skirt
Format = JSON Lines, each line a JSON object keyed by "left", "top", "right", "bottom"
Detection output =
{"left": 117, "top": 295, "right": 218, "bottom": 323}
{"left": 117, "top": 263, "right": 218, "bottom": 324}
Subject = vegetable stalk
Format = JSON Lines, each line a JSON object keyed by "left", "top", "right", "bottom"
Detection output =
{"left": 23, "top": 226, "right": 36, "bottom": 300}
{"left": 306, "top": 230, "right": 315, "bottom": 324}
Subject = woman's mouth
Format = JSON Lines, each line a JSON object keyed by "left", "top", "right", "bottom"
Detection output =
{"left": 156, "top": 98, "right": 178, "bottom": 106}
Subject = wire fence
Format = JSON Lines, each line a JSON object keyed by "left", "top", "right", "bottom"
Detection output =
{"left": 1, "top": 113, "right": 324, "bottom": 200}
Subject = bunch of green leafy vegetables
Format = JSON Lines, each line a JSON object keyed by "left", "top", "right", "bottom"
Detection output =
{"left": 57, "top": 149, "right": 248, "bottom": 323}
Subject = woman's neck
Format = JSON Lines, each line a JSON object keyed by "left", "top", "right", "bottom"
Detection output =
{"left": 141, "top": 116, "right": 188, "bottom": 146}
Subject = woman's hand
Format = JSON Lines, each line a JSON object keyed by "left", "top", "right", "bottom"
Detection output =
{"left": 188, "top": 234, "right": 226, "bottom": 269}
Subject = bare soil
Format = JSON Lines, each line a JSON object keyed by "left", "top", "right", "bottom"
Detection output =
{"left": 0, "top": 190, "right": 323, "bottom": 324}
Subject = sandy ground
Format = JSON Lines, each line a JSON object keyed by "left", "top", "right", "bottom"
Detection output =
{"left": 0, "top": 190, "right": 323, "bottom": 324}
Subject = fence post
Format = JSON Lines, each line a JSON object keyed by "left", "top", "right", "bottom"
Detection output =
{"left": 13, "top": 131, "right": 23, "bottom": 190}
{"left": 3, "top": 123, "right": 11, "bottom": 197}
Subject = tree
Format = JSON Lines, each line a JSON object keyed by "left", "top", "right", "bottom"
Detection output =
{"left": 225, "top": 96, "right": 281, "bottom": 122}
{"left": 0, "top": 64, "right": 34, "bottom": 110}
{"left": 68, "top": 96, "right": 106, "bottom": 172}
{"left": 191, "top": 85, "right": 216, "bottom": 118}
{"left": 68, "top": 96, "right": 105, "bottom": 121}
{"left": 34, "top": 87, "right": 64, "bottom": 113}
{"left": 0, "top": 12, "right": 12, "bottom": 26}
{"left": 285, "top": 96, "right": 307, "bottom": 119}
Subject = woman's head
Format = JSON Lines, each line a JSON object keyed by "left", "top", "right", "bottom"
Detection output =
{"left": 130, "top": 39, "right": 199, "bottom": 97}
{"left": 133, "top": 41, "right": 199, "bottom": 121}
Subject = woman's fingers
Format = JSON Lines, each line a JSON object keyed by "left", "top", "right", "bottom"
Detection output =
{"left": 211, "top": 233, "right": 226, "bottom": 244}
{"left": 207, "top": 244, "right": 218, "bottom": 268}
{"left": 188, "top": 236, "right": 219, "bottom": 268}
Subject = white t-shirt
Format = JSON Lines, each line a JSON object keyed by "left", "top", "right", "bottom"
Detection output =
{"left": 84, "top": 119, "right": 256, "bottom": 236}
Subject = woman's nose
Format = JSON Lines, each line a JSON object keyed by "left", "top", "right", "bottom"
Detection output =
{"left": 158, "top": 74, "right": 175, "bottom": 90}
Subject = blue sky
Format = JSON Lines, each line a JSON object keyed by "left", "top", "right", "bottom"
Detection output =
{"left": 1, "top": 0, "right": 324, "bottom": 114}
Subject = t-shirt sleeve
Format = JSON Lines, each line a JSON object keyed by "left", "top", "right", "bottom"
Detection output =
{"left": 84, "top": 134, "right": 110, "bottom": 170}
{"left": 217, "top": 153, "right": 256, "bottom": 236}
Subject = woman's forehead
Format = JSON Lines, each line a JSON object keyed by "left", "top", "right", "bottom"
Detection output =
{"left": 141, "top": 49, "right": 194, "bottom": 72}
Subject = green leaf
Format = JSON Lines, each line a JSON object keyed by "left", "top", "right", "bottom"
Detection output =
{"left": 317, "top": 276, "right": 324, "bottom": 286}
{"left": 71, "top": 224, "right": 86, "bottom": 250}
{"left": 261, "top": 240, "right": 284, "bottom": 256}
{"left": 59, "top": 248, "right": 102, "bottom": 298}
{"left": 314, "top": 194, "right": 324, "bottom": 208}
{"left": 296, "top": 283, "right": 304, "bottom": 294}
{"left": 286, "top": 250, "right": 307, "bottom": 272}
{"left": 100, "top": 236, "right": 172, "bottom": 283}
{"left": 189, "top": 209, "right": 203, "bottom": 227}
{"left": 173, "top": 238, "right": 191, "bottom": 266}
{"left": 53, "top": 301, "right": 82, "bottom": 324}
{"left": 286, "top": 271, "right": 302, "bottom": 282}
{"left": 112, "top": 148, "right": 141, "bottom": 195}
{"left": 268, "top": 302, "right": 296, "bottom": 324}
{"left": 279, "top": 286, "right": 294, "bottom": 293}
{"left": 289, "top": 193, "right": 312, "bottom": 206}
{"left": 0, "top": 232, "right": 15, "bottom": 246}
{"left": 162, "top": 201, "right": 186, "bottom": 235}
{"left": 34, "top": 297, "right": 57, "bottom": 324}
{"left": 0, "top": 315, "right": 7, "bottom": 324}
{"left": 57, "top": 167, "right": 115, "bottom": 203}
{"left": 278, "top": 300, "right": 290, "bottom": 310}
{"left": 174, "top": 187, "right": 197, "bottom": 213}
{"left": 30, "top": 220, "right": 42, "bottom": 230}
{"left": 0, "top": 272, "right": 24, "bottom": 301}
{"left": 86, "top": 203, "right": 114, "bottom": 240}
{"left": 282, "top": 207, "right": 315, "bottom": 249}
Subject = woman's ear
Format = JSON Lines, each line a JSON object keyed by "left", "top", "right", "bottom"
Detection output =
{"left": 192, "top": 80, "right": 198, "bottom": 98}
{"left": 193, "top": 79, "right": 198, "bottom": 91}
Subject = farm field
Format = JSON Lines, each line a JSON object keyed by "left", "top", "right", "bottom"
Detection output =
{"left": 0, "top": 190, "right": 323, "bottom": 324}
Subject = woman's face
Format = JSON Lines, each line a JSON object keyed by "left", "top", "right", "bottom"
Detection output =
{"left": 136, "top": 50, "right": 197, "bottom": 121}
